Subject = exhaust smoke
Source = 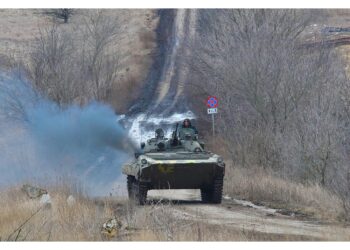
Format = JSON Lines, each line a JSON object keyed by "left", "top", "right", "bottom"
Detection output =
{"left": 0, "top": 72, "right": 133, "bottom": 196}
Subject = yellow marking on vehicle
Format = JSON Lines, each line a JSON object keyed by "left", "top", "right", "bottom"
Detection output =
{"left": 157, "top": 164, "right": 174, "bottom": 174}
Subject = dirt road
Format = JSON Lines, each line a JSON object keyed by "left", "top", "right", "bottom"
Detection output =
{"left": 156, "top": 9, "right": 197, "bottom": 112}
{"left": 125, "top": 9, "right": 198, "bottom": 142}
{"left": 147, "top": 9, "right": 197, "bottom": 114}
{"left": 147, "top": 190, "right": 350, "bottom": 240}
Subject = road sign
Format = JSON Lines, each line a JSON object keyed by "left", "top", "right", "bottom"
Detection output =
{"left": 207, "top": 108, "right": 218, "bottom": 114}
{"left": 207, "top": 96, "right": 218, "bottom": 108}
{"left": 207, "top": 96, "right": 218, "bottom": 139}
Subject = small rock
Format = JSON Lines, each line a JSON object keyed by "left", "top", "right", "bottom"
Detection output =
{"left": 101, "top": 217, "right": 123, "bottom": 239}
{"left": 223, "top": 195, "right": 231, "bottom": 200}
{"left": 40, "top": 194, "right": 52, "bottom": 207}
{"left": 22, "top": 184, "right": 48, "bottom": 199}
{"left": 67, "top": 195, "right": 76, "bottom": 206}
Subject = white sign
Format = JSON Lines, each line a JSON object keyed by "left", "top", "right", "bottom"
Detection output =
{"left": 207, "top": 108, "right": 218, "bottom": 114}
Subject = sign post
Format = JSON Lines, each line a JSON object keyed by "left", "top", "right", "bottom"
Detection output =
{"left": 207, "top": 96, "right": 218, "bottom": 138}
{"left": 212, "top": 111, "right": 215, "bottom": 137}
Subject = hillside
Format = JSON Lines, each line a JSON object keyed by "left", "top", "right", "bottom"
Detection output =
{"left": 0, "top": 9, "right": 158, "bottom": 112}
{"left": 2, "top": 9, "right": 350, "bottom": 242}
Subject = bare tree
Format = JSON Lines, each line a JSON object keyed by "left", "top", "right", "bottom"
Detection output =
{"left": 0, "top": 72, "right": 39, "bottom": 123}
{"left": 187, "top": 9, "right": 350, "bottom": 190}
{"left": 28, "top": 10, "right": 123, "bottom": 106}
{"left": 29, "top": 25, "right": 79, "bottom": 105}
{"left": 78, "top": 10, "right": 122, "bottom": 101}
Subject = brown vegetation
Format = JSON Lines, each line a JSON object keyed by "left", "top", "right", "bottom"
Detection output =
{"left": 0, "top": 186, "right": 110, "bottom": 241}
{"left": 0, "top": 184, "right": 333, "bottom": 241}
{"left": 0, "top": 9, "right": 158, "bottom": 112}
{"left": 188, "top": 9, "right": 350, "bottom": 220}
{"left": 224, "top": 163, "right": 346, "bottom": 222}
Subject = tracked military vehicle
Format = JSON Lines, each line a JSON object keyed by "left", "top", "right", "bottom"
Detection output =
{"left": 122, "top": 124, "right": 225, "bottom": 205}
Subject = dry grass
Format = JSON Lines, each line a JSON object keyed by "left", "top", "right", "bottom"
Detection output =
{"left": 0, "top": 185, "right": 122, "bottom": 241}
{"left": 0, "top": 185, "right": 234, "bottom": 241}
{"left": 0, "top": 183, "right": 322, "bottom": 241}
{"left": 224, "top": 164, "right": 346, "bottom": 222}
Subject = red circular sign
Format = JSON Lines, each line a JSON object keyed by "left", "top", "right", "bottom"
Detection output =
{"left": 207, "top": 96, "right": 218, "bottom": 108}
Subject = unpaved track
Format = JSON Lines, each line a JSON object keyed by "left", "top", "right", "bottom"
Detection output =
{"left": 148, "top": 190, "right": 350, "bottom": 240}
{"left": 154, "top": 9, "right": 197, "bottom": 112}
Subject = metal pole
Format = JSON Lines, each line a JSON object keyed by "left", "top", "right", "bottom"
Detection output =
{"left": 212, "top": 113, "right": 215, "bottom": 138}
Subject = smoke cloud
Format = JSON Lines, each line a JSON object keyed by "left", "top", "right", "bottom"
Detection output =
{"left": 0, "top": 72, "right": 132, "bottom": 196}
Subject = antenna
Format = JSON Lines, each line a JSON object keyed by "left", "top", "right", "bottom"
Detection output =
{"left": 139, "top": 121, "right": 142, "bottom": 146}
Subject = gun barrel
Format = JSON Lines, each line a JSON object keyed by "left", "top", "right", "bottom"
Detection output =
{"left": 171, "top": 123, "right": 179, "bottom": 146}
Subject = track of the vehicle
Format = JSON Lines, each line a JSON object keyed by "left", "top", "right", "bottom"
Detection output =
{"left": 300, "top": 36, "right": 350, "bottom": 49}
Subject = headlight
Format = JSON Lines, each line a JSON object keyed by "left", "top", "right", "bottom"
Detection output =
{"left": 141, "top": 159, "right": 148, "bottom": 165}
{"left": 194, "top": 147, "right": 202, "bottom": 153}
{"left": 217, "top": 157, "right": 224, "bottom": 163}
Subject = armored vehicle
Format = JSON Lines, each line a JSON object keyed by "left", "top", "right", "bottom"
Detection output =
{"left": 122, "top": 124, "right": 225, "bottom": 205}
